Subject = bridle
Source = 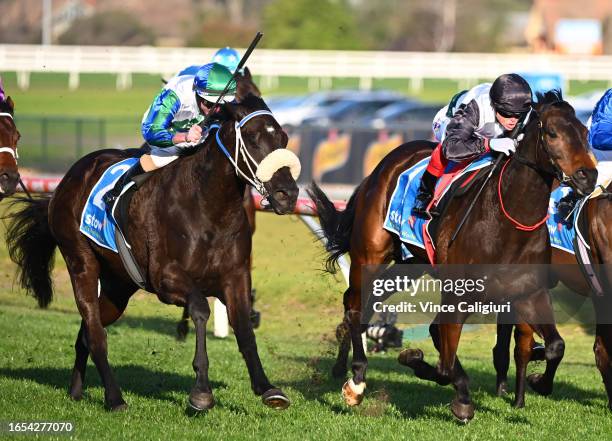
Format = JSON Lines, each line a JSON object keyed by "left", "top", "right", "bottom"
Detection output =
{"left": 0, "top": 112, "right": 19, "bottom": 163}
{"left": 497, "top": 111, "right": 572, "bottom": 231}
{"left": 511, "top": 113, "right": 571, "bottom": 186}
{"left": 211, "top": 109, "right": 273, "bottom": 196}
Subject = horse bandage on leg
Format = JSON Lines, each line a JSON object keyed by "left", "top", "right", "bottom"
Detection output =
{"left": 255, "top": 149, "right": 301, "bottom": 182}
{"left": 347, "top": 378, "right": 366, "bottom": 395}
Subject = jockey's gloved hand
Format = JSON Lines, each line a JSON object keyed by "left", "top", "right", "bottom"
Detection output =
{"left": 186, "top": 124, "right": 202, "bottom": 143}
{"left": 489, "top": 137, "right": 517, "bottom": 156}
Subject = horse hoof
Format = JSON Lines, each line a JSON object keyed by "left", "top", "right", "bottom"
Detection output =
{"left": 450, "top": 399, "right": 474, "bottom": 423}
{"left": 342, "top": 379, "right": 365, "bottom": 406}
{"left": 513, "top": 398, "right": 525, "bottom": 409}
{"left": 106, "top": 400, "right": 128, "bottom": 412}
{"left": 188, "top": 390, "right": 215, "bottom": 411}
{"left": 69, "top": 390, "right": 83, "bottom": 401}
{"left": 331, "top": 364, "right": 347, "bottom": 379}
{"left": 398, "top": 348, "right": 424, "bottom": 369}
{"left": 262, "top": 388, "right": 291, "bottom": 410}
{"left": 527, "top": 373, "right": 552, "bottom": 396}
{"left": 496, "top": 381, "right": 508, "bottom": 397}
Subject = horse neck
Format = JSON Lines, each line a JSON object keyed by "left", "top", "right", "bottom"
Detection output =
{"left": 498, "top": 119, "right": 554, "bottom": 221}
{"left": 178, "top": 122, "right": 246, "bottom": 207}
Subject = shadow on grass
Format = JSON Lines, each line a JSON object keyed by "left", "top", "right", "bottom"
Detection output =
{"left": 278, "top": 352, "right": 609, "bottom": 421}
{"left": 0, "top": 364, "right": 228, "bottom": 406}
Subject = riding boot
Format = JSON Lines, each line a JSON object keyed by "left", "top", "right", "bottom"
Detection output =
{"left": 412, "top": 170, "right": 440, "bottom": 218}
{"left": 103, "top": 161, "right": 144, "bottom": 218}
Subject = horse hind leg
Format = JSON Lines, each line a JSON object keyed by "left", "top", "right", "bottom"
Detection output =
{"left": 332, "top": 317, "right": 351, "bottom": 379}
{"left": 66, "top": 264, "right": 131, "bottom": 410}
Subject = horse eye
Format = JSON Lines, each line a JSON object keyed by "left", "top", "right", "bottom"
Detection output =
{"left": 546, "top": 129, "right": 557, "bottom": 138}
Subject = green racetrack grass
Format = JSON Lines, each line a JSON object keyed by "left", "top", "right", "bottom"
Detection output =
{"left": 0, "top": 209, "right": 611, "bottom": 441}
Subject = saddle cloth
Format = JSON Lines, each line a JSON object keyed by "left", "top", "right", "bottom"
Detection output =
{"left": 79, "top": 158, "right": 139, "bottom": 252}
{"left": 383, "top": 153, "right": 495, "bottom": 262}
{"left": 384, "top": 156, "right": 611, "bottom": 262}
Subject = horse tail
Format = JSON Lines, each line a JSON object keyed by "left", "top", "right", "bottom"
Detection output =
{"left": 5, "top": 196, "right": 57, "bottom": 308}
{"left": 307, "top": 181, "right": 361, "bottom": 274}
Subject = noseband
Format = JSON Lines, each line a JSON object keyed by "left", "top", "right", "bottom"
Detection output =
{"left": 0, "top": 112, "right": 18, "bottom": 163}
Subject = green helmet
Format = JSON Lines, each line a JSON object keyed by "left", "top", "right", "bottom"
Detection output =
{"left": 193, "top": 62, "right": 236, "bottom": 103}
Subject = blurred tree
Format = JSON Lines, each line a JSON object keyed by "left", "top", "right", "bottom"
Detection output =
{"left": 262, "top": 0, "right": 363, "bottom": 50}
{"left": 187, "top": 10, "right": 258, "bottom": 47}
{"left": 354, "top": 0, "right": 531, "bottom": 52}
{"left": 57, "top": 11, "right": 155, "bottom": 46}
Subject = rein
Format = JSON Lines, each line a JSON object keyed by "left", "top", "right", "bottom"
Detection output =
{"left": 497, "top": 117, "right": 553, "bottom": 231}
{"left": 0, "top": 112, "right": 18, "bottom": 162}
{"left": 213, "top": 109, "right": 275, "bottom": 196}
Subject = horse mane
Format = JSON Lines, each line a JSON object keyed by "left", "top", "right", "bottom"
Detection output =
{"left": 534, "top": 89, "right": 574, "bottom": 115}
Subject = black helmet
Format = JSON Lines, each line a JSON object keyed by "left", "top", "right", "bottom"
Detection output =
{"left": 490, "top": 73, "right": 532, "bottom": 116}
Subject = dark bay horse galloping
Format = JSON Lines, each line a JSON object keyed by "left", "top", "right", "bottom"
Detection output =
{"left": 493, "top": 186, "right": 612, "bottom": 410}
{"left": 308, "top": 91, "right": 597, "bottom": 421}
{"left": 0, "top": 87, "right": 21, "bottom": 198}
{"left": 176, "top": 66, "right": 261, "bottom": 339}
{"left": 6, "top": 94, "right": 300, "bottom": 411}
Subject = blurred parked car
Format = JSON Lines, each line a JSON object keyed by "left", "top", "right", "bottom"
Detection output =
{"left": 302, "top": 91, "right": 403, "bottom": 127}
{"left": 271, "top": 91, "right": 355, "bottom": 128}
{"left": 368, "top": 100, "right": 441, "bottom": 130}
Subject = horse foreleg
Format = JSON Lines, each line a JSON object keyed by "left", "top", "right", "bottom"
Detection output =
{"left": 512, "top": 323, "right": 533, "bottom": 408}
{"left": 187, "top": 293, "right": 214, "bottom": 411}
{"left": 493, "top": 317, "right": 514, "bottom": 396}
{"left": 514, "top": 291, "right": 565, "bottom": 400}
{"left": 224, "top": 268, "right": 290, "bottom": 410}
{"left": 398, "top": 319, "right": 451, "bottom": 386}
{"left": 436, "top": 321, "right": 475, "bottom": 422}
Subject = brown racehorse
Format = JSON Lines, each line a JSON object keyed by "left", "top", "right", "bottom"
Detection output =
{"left": 308, "top": 91, "right": 598, "bottom": 421}
{"left": 0, "top": 90, "right": 21, "bottom": 198}
{"left": 175, "top": 66, "right": 261, "bottom": 339}
{"left": 492, "top": 185, "right": 612, "bottom": 410}
{"left": 6, "top": 94, "right": 300, "bottom": 411}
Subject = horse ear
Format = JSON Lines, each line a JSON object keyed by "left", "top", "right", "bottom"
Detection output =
{"left": 243, "top": 66, "right": 252, "bottom": 80}
{"left": 5, "top": 96, "right": 14, "bottom": 113}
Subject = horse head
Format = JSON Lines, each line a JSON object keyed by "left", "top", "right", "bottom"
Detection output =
{"left": 524, "top": 90, "right": 598, "bottom": 196}
{"left": 219, "top": 94, "right": 300, "bottom": 214}
{"left": 0, "top": 95, "right": 20, "bottom": 198}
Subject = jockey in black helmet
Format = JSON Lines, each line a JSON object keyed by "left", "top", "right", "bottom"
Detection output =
{"left": 412, "top": 73, "right": 533, "bottom": 217}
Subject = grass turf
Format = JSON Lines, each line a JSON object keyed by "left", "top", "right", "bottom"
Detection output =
{"left": 0, "top": 210, "right": 611, "bottom": 440}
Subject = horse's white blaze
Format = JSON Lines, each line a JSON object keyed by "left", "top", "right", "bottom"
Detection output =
{"left": 265, "top": 125, "right": 275, "bottom": 133}
{"left": 348, "top": 378, "right": 366, "bottom": 395}
{"left": 256, "top": 149, "right": 301, "bottom": 182}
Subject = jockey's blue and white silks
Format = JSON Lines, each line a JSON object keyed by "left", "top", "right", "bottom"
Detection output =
{"left": 589, "top": 88, "right": 612, "bottom": 150}
{"left": 79, "top": 158, "right": 139, "bottom": 253}
{"left": 383, "top": 154, "right": 495, "bottom": 260}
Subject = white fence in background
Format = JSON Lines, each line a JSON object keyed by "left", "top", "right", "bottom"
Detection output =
{"left": 1, "top": 44, "right": 612, "bottom": 91}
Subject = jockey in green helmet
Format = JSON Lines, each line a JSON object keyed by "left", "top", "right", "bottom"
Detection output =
{"left": 103, "top": 62, "right": 235, "bottom": 212}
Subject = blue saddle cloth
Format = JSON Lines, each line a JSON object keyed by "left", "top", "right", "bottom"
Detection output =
{"left": 79, "top": 158, "right": 139, "bottom": 252}
{"left": 383, "top": 154, "right": 495, "bottom": 259}
{"left": 547, "top": 185, "right": 584, "bottom": 254}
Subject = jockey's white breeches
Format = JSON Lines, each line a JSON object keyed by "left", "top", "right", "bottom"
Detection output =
{"left": 594, "top": 148, "right": 612, "bottom": 186}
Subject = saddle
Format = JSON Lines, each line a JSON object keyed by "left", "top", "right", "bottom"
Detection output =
{"left": 111, "top": 170, "right": 153, "bottom": 290}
